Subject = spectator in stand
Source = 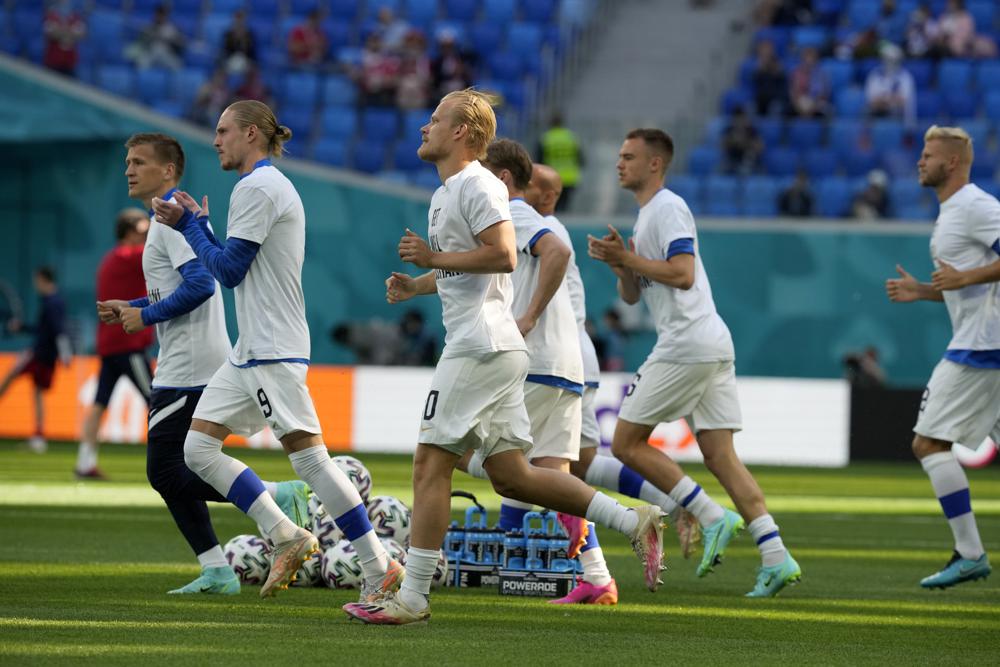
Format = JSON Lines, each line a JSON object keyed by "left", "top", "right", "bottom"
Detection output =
{"left": 287, "top": 9, "right": 328, "bottom": 67}
{"left": 789, "top": 47, "right": 830, "bottom": 118}
{"left": 865, "top": 43, "right": 916, "bottom": 127}
{"left": 232, "top": 64, "right": 272, "bottom": 107}
{"left": 752, "top": 39, "right": 788, "bottom": 116}
{"left": 42, "top": 0, "right": 85, "bottom": 77}
{"left": 778, "top": 170, "right": 815, "bottom": 217}
{"left": 396, "top": 310, "right": 437, "bottom": 366}
{"left": 937, "top": 0, "right": 976, "bottom": 57}
{"left": 221, "top": 9, "right": 256, "bottom": 74}
{"left": 189, "top": 68, "right": 231, "bottom": 126}
{"left": 905, "top": 4, "right": 943, "bottom": 60}
{"left": 430, "top": 30, "right": 473, "bottom": 98}
{"left": 843, "top": 346, "right": 886, "bottom": 388}
{"left": 876, "top": 0, "right": 906, "bottom": 43}
{"left": 722, "top": 107, "right": 764, "bottom": 175}
{"left": 396, "top": 30, "right": 431, "bottom": 110}
{"left": 358, "top": 32, "right": 400, "bottom": 107}
{"left": 851, "top": 169, "right": 889, "bottom": 219}
{"left": 375, "top": 7, "right": 411, "bottom": 53}
{"left": 127, "top": 3, "right": 184, "bottom": 71}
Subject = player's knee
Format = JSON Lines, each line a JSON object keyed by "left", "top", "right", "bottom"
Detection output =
{"left": 488, "top": 472, "right": 522, "bottom": 499}
{"left": 183, "top": 433, "right": 213, "bottom": 476}
{"left": 911, "top": 435, "right": 947, "bottom": 459}
{"left": 610, "top": 437, "right": 635, "bottom": 465}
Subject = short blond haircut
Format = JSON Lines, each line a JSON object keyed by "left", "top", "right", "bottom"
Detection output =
{"left": 226, "top": 100, "right": 292, "bottom": 158}
{"left": 924, "top": 125, "right": 974, "bottom": 164}
{"left": 441, "top": 89, "right": 497, "bottom": 159}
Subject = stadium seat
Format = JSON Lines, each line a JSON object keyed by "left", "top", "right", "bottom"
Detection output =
{"left": 791, "top": 26, "right": 828, "bottom": 52}
{"left": 393, "top": 141, "right": 424, "bottom": 172}
{"left": 328, "top": 0, "right": 361, "bottom": 20}
{"left": 881, "top": 147, "right": 918, "bottom": 179}
{"left": 280, "top": 108, "right": 315, "bottom": 146}
{"left": 282, "top": 71, "right": 321, "bottom": 109}
{"left": 172, "top": 67, "right": 207, "bottom": 108}
{"left": 320, "top": 107, "right": 358, "bottom": 140}
{"left": 413, "top": 168, "right": 443, "bottom": 190}
{"left": 915, "top": 90, "right": 941, "bottom": 119}
{"left": 666, "top": 175, "right": 702, "bottom": 208}
{"left": 756, "top": 117, "right": 784, "bottom": 145}
{"left": 983, "top": 91, "right": 1000, "bottom": 120}
{"left": 820, "top": 58, "right": 854, "bottom": 89}
{"left": 834, "top": 87, "right": 866, "bottom": 117}
{"left": 847, "top": 0, "right": 880, "bottom": 28}
{"left": 802, "top": 148, "right": 838, "bottom": 178}
{"left": 361, "top": 108, "right": 400, "bottom": 141}
{"left": 904, "top": 60, "right": 934, "bottom": 88}
{"left": 96, "top": 65, "right": 135, "bottom": 98}
{"left": 942, "top": 89, "right": 978, "bottom": 118}
{"left": 250, "top": 0, "right": 282, "bottom": 19}
{"left": 406, "top": 0, "right": 440, "bottom": 24}
{"left": 508, "top": 22, "right": 543, "bottom": 54}
{"left": 967, "top": 0, "right": 996, "bottom": 30}
{"left": 888, "top": 180, "right": 925, "bottom": 218}
{"left": 290, "top": 0, "right": 321, "bottom": 15}
{"left": 870, "top": 120, "right": 905, "bottom": 153}
{"left": 444, "top": 0, "right": 479, "bottom": 22}
{"left": 763, "top": 147, "right": 800, "bottom": 177}
{"left": 402, "top": 109, "right": 430, "bottom": 139}
{"left": 938, "top": 59, "right": 973, "bottom": 90}
{"left": 956, "top": 118, "right": 991, "bottom": 148}
{"left": 202, "top": 14, "right": 233, "bottom": 50}
{"left": 752, "top": 26, "right": 791, "bottom": 56}
{"left": 843, "top": 147, "right": 878, "bottom": 177}
{"left": 786, "top": 119, "right": 824, "bottom": 148}
{"left": 210, "top": 0, "right": 244, "bottom": 12}
{"left": 322, "top": 74, "right": 357, "bottom": 106}
{"left": 470, "top": 23, "right": 504, "bottom": 54}
{"left": 312, "top": 138, "right": 349, "bottom": 167}
{"left": 971, "top": 149, "right": 998, "bottom": 180}
{"left": 135, "top": 68, "right": 173, "bottom": 105}
{"left": 368, "top": 0, "right": 403, "bottom": 15}
{"left": 704, "top": 175, "right": 741, "bottom": 216}
{"left": 687, "top": 146, "right": 720, "bottom": 176}
{"left": 151, "top": 99, "right": 184, "bottom": 119}
{"left": 975, "top": 60, "right": 1000, "bottom": 92}
{"left": 490, "top": 50, "right": 523, "bottom": 81}
{"left": 816, "top": 177, "right": 853, "bottom": 217}
{"left": 720, "top": 86, "right": 752, "bottom": 114}
{"left": 523, "top": 0, "right": 558, "bottom": 23}
{"left": 742, "top": 175, "right": 779, "bottom": 217}
{"left": 483, "top": 0, "right": 517, "bottom": 23}
{"left": 353, "top": 140, "right": 389, "bottom": 173}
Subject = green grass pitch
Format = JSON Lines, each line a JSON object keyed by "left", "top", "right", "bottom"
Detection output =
{"left": 1, "top": 441, "right": 999, "bottom": 665}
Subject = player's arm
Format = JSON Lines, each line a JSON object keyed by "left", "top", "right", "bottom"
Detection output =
{"left": 386, "top": 271, "right": 436, "bottom": 304}
{"left": 587, "top": 226, "right": 642, "bottom": 304}
{"left": 516, "top": 231, "right": 570, "bottom": 335}
{"left": 886, "top": 264, "right": 944, "bottom": 303}
{"left": 622, "top": 243, "right": 696, "bottom": 291}
{"left": 932, "top": 259, "right": 1000, "bottom": 290}
{"left": 136, "top": 260, "right": 215, "bottom": 326}
{"left": 398, "top": 221, "right": 517, "bottom": 274}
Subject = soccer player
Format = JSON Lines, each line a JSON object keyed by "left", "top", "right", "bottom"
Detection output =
{"left": 342, "top": 90, "right": 663, "bottom": 626}
{"left": 151, "top": 100, "right": 399, "bottom": 600}
{"left": 885, "top": 125, "right": 995, "bottom": 588}
{"left": 588, "top": 128, "right": 801, "bottom": 597}
{"left": 525, "top": 163, "right": 701, "bottom": 562}
{"left": 0, "top": 267, "right": 71, "bottom": 452}
{"left": 77, "top": 209, "right": 153, "bottom": 479}
{"left": 99, "top": 132, "right": 309, "bottom": 595}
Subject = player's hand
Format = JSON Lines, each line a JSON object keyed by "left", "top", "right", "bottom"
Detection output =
{"left": 931, "top": 261, "right": 968, "bottom": 291}
{"left": 119, "top": 307, "right": 146, "bottom": 334}
{"left": 152, "top": 196, "right": 185, "bottom": 227}
{"left": 399, "top": 229, "right": 435, "bottom": 268}
{"left": 886, "top": 264, "right": 922, "bottom": 302}
{"left": 97, "top": 300, "right": 129, "bottom": 324}
{"left": 385, "top": 272, "right": 418, "bottom": 304}
{"left": 587, "top": 225, "right": 629, "bottom": 268}
{"left": 173, "top": 191, "right": 209, "bottom": 219}
{"left": 515, "top": 314, "right": 537, "bottom": 336}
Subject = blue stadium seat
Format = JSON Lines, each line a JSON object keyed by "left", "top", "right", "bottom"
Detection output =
{"left": 523, "top": 0, "right": 557, "bottom": 22}
{"left": 483, "top": 0, "right": 516, "bottom": 23}
{"left": 756, "top": 117, "right": 784, "bottom": 145}
{"left": 870, "top": 119, "right": 905, "bottom": 153}
{"left": 87, "top": 9, "right": 125, "bottom": 46}
{"left": 444, "top": 0, "right": 479, "bottom": 22}
{"left": 916, "top": 90, "right": 941, "bottom": 119}
{"left": 252, "top": 0, "right": 282, "bottom": 19}
{"left": 938, "top": 59, "right": 973, "bottom": 90}
{"left": 279, "top": 108, "right": 314, "bottom": 146}
{"left": 151, "top": 99, "right": 184, "bottom": 118}
{"left": 361, "top": 108, "right": 400, "bottom": 141}
{"left": 687, "top": 146, "right": 720, "bottom": 176}
{"left": 978, "top": 180, "right": 1000, "bottom": 199}
{"left": 942, "top": 89, "right": 978, "bottom": 118}
{"left": 704, "top": 116, "right": 727, "bottom": 144}
{"left": 490, "top": 50, "right": 523, "bottom": 81}
{"left": 393, "top": 141, "right": 424, "bottom": 171}
{"left": 210, "top": 0, "right": 245, "bottom": 12}
{"left": 353, "top": 140, "right": 389, "bottom": 173}
{"left": 881, "top": 147, "right": 918, "bottom": 179}
{"left": 368, "top": 0, "right": 402, "bottom": 15}
{"left": 905, "top": 60, "right": 934, "bottom": 88}
{"left": 322, "top": 74, "right": 357, "bottom": 106}
{"left": 971, "top": 149, "right": 998, "bottom": 180}
{"left": 320, "top": 107, "right": 358, "bottom": 140}
{"left": 135, "top": 68, "right": 173, "bottom": 104}
{"left": 328, "top": 0, "right": 360, "bottom": 20}
{"left": 202, "top": 13, "right": 232, "bottom": 50}
{"left": 763, "top": 147, "right": 800, "bottom": 177}
{"left": 834, "top": 87, "right": 866, "bottom": 117}
{"left": 290, "top": 0, "right": 321, "bottom": 14}
{"left": 96, "top": 65, "right": 135, "bottom": 98}
{"left": 704, "top": 176, "right": 741, "bottom": 215}
{"left": 172, "top": 67, "right": 207, "bottom": 108}
{"left": 786, "top": 119, "right": 824, "bottom": 148}
{"left": 843, "top": 147, "right": 878, "bottom": 177}
{"left": 983, "top": 91, "right": 1000, "bottom": 119}
{"left": 888, "top": 180, "right": 924, "bottom": 218}
{"left": 820, "top": 58, "right": 853, "bottom": 89}
{"left": 413, "top": 168, "right": 443, "bottom": 190}
{"left": 743, "top": 175, "right": 779, "bottom": 217}
{"left": 403, "top": 109, "right": 430, "bottom": 139}
{"left": 816, "top": 177, "right": 852, "bottom": 217}
{"left": 720, "top": 86, "right": 752, "bottom": 114}
{"left": 853, "top": 57, "right": 880, "bottom": 81}
{"left": 406, "top": 0, "right": 440, "bottom": 24}
{"left": 847, "top": 0, "right": 880, "bottom": 28}
{"left": 752, "top": 26, "right": 791, "bottom": 56}
{"left": 975, "top": 60, "right": 1000, "bottom": 92}
{"left": 470, "top": 23, "right": 504, "bottom": 53}
{"left": 956, "top": 118, "right": 991, "bottom": 148}
{"left": 791, "top": 26, "right": 828, "bottom": 52}
{"left": 666, "top": 175, "right": 702, "bottom": 209}
{"left": 802, "top": 148, "right": 838, "bottom": 178}
{"left": 282, "top": 71, "right": 321, "bottom": 109}
{"left": 313, "top": 138, "right": 349, "bottom": 167}
{"left": 968, "top": 0, "right": 996, "bottom": 30}
{"left": 508, "top": 22, "right": 543, "bottom": 53}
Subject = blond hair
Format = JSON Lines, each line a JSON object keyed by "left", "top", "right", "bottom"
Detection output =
{"left": 924, "top": 125, "right": 974, "bottom": 164}
{"left": 225, "top": 100, "right": 292, "bottom": 158}
{"left": 441, "top": 88, "right": 497, "bottom": 159}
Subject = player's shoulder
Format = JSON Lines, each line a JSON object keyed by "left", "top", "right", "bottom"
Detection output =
{"left": 235, "top": 165, "right": 291, "bottom": 197}
{"left": 455, "top": 161, "right": 505, "bottom": 197}
{"left": 644, "top": 188, "right": 695, "bottom": 225}
{"left": 510, "top": 198, "right": 544, "bottom": 225}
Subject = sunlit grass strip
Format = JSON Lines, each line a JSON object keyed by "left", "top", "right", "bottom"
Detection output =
{"left": 1, "top": 618, "right": 277, "bottom": 631}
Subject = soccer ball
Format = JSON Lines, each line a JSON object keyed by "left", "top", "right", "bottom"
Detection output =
{"left": 366, "top": 495, "right": 412, "bottom": 546}
{"left": 331, "top": 455, "right": 373, "bottom": 504}
{"left": 224, "top": 534, "right": 271, "bottom": 585}
{"left": 310, "top": 506, "right": 345, "bottom": 551}
{"left": 380, "top": 537, "right": 407, "bottom": 564}
{"left": 291, "top": 549, "right": 323, "bottom": 587}
{"left": 307, "top": 492, "right": 324, "bottom": 525}
{"left": 432, "top": 548, "right": 449, "bottom": 588}
{"left": 321, "top": 539, "right": 364, "bottom": 589}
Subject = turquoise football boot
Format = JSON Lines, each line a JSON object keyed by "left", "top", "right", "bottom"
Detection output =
{"left": 746, "top": 553, "right": 802, "bottom": 597}
{"left": 168, "top": 566, "right": 240, "bottom": 595}
{"left": 697, "top": 508, "right": 745, "bottom": 577}
{"left": 920, "top": 551, "right": 991, "bottom": 589}
{"left": 275, "top": 480, "right": 312, "bottom": 528}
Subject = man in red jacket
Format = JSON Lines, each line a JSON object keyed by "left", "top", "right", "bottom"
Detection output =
{"left": 76, "top": 209, "right": 153, "bottom": 479}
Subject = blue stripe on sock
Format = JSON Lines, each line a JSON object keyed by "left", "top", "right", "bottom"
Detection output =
{"left": 226, "top": 468, "right": 266, "bottom": 513}
{"left": 939, "top": 488, "right": 972, "bottom": 519}
{"left": 681, "top": 484, "right": 702, "bottom": 507}
{"left": 618, "top": 465, "right": 645, "bottom": 499}
{"left": 580, "top": 523, "right": 600, "bottom": 553}
{"left": 755, "top": 530, "right": 780, "bottom": 546}
{"left": 334, "top": 504, "right": 373, "bottom": 540}
{"left": 499, "top": 504, "right": 530, "bottom": 531}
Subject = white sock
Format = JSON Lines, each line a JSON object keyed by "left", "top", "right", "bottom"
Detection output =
{"left": 584, "top": 454, "right": 680, "bottom": 514}
{"left": 76, "top": 441, "right": 97, "bottom": 472}
{"left": 354, "top": 531, "right": 390, "bottom": 584}
{"left": 747, "top": 514, "right": 787, "bottom": 567}
{"left": 248, "top": 496, "right": 300, "bottom": 543}
{"left": 584, "top": 492, "right": 639, "bottom": 536}
{"left": 668, "top": 476, "right": 725, "bottom": 528}
{"left": 263, "top": 481, "right": 279, "bottom": 497}
{"left": 466, "top": 452, "right": 487, "bottom": 479}
{"left": 921, "top": 451, "right": 985, "bottom": 559}
{"left": 399, "top": 546, "right": 439, "bottom": 611}
{"left": 196, "top": 546, "right": 229, "bottom": 570}
{"left": 579, "top": 524, "right": 613, "bottom": 586}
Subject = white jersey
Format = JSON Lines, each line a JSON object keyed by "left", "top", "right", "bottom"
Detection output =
{"left": 510, "top": 199, "right": 583, "bottom": 386}
{"left": 144, "top": 203, "right": 230, "bottom": 388}
{"left": 546, "top": 214, "right": 600, "bottom": 385}
{"left": 226, "top": 162, "right": 310, "bottom": 366}
{"left": 428, "top": 161, "right": 525, "bottom": 358}
{"left": 930, "top": 183, "right": 1000, "bottom": 359}
{"left": 633, "top": 188, "right": 734, "bottom": 364}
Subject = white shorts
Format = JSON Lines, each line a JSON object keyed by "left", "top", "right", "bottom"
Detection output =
{"left": 193, "top": 361, "right": 322, "bottom": 439}
{"left": 618, "top": 359, "right": 742, "bottom": 433}
{"left": 418, "top": 351, "right": 533, "bottom": 458}
{"left": 523, "top": 382, "right": 583, "bottom": 461}
{"left": 580, "top": 385, "right": 600, "bottom": 449}
{"left": 914, "top": 359, "right": 1000, "bottom": 446}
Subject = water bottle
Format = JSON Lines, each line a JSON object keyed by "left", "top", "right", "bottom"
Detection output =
{"left": 523, "top": 511, "right": 548, "bottom": 571}
{"left": 464, "top": 527, "right": 485, "bottom": 563}
{"left": 483, "top": 524, "right": 503, "bottom": 565}
{"left": 504, "top": 529, "right": 526, "bottom": 569}
{"left": 544, "top": 513, "right": 572, "bottom": 572}
{"left": 445, "top": 520, "right": 465, "bottom": 558}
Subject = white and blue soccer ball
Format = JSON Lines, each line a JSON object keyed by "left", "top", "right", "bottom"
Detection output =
{"left": 321, "top": 539, "right": 364, "bottom": 589}
{"left": 291, "top": 548, "right": 323, "bottom": 588}
{"left": 380, "top": 537, "right": 407, "bottom": 564}
{"left": 307, "top": 492, "right": 324, "bottom": 525}
{"left": 224, "top": 534, "right": 271, "bottom": 585}
{"left": 366, "top": 495, "right": 412, "bottom": 547}
{"left": 331, "top": 455, "right": 373, "bottom": 505}
{"left": 432, "top": 548, "right": 449, "bottom": 588}
{"left": 310, "top": 505, "right": 345, "bottom": 551}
